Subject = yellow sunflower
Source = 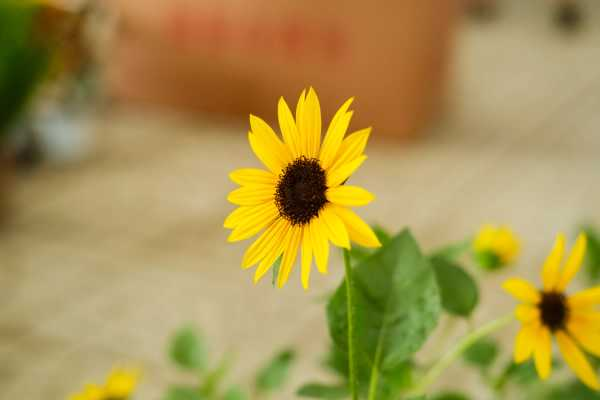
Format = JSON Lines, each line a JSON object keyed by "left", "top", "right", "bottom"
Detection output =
{"left": 225, "top": 88, "right": 381, "bottom": 289}
{"left": 69, "top": 368, "right": 139, "bottom": 400}
{"left": 503, "top": 232, "right": 600, "bottom": 390}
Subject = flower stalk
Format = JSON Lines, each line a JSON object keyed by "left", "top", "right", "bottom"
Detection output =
{"left": 344, "top": 249, "right": 359, "bottom": 400}
{"left": 409, "top": 312, "right": 514, "bottom": 397}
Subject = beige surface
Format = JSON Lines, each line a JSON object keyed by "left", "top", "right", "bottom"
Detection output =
{"left": 2, "top": 2, "right": 600, "bottom": 399}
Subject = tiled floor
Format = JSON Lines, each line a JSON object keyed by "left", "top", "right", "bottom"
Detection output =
{"left": 2, "top": 2, "right": 600, "bottom": 399}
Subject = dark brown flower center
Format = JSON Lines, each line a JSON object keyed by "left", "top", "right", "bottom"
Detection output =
{"left": 539, "top": 291, "right": 568, "bottom": 331}
{"left": 275, "top": 157, "right": 327, "bottom": 226}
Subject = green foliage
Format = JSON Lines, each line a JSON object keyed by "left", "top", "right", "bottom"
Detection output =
{"left": 170, "top": 326, "right": 208, "bottom": 371}
{"left": 327, "top": 229, "right": 441, "bottom": 397}
{"left": 430, "top": 238, "right": 472, "bottom": 262}
{"left": 462, "top": 338, "right": 498, "bottom": 370}
{"left": 297, "top": 383, "right": 349, "bottom": 399}
{"left": 582, "top": 225, "right": 600, "bottom": 281}
{"left": 473, "top": 250, "right": 502, "bottom": 271}
{"left": 543, "top": 380, "right": 600, "bottom": 400}
{"left": 255, "top": 349, "right": 295, "bottom": 394}
{"left": 0, "top": 2, "right": 51, "bottom": 138}
{"left": 164, "top": 386, "right": 204, "bottom": 400}
{"left": 222, "top": 386, "right": 247, "bottom": 400}
{"left": 431, "top": 392, "right": 470, "bottom": 400}
{"left": 199, "top": 354, "right": 232, "bottom": 397}
{"left": 431, "top": 256, "right": 479, "bottom": 317}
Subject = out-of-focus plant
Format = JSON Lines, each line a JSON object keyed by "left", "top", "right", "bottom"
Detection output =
{"left": 164, "top": 325, "right": 296, "bottom": 400}
{"left": 0, "top": 1, "right": 52, "bottom": 141}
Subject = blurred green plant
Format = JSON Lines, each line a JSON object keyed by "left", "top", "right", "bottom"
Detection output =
{"left": 164, "top": 325, "right": 295, "bottom": 400}
{"left": 0, "top": 1, "right": 52, "bottom": 141}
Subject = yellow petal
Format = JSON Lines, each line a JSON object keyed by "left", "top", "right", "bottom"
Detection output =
{"left": 503, "top": 278, "right": 541, "bottom": 304}
{"left": 227, "top": 203, "right": 279, "bottom": 242}
{"left": 569, "top": 286, "right": 600, "bottom": 308}
{"left": 326, "top": 185, "right": 375, "bottom": 207}
{"left": 534, "top": 327, "right": 552, "bottom": 380}
{"left": 229, "top": 168, "right": 277, "bottom": 186}
{"left": 277, "top": 227, "right": 302, "bottom": 288}
{"left": 514, "top": 323, "right": 539, "bottom": 363}
{"left": 254, "top": 224, "right": 292, "bottom": 283}
{"left": 295, "top": 89, "right": 308, "bottom": 155}
{"left": 310, "top": 217, "right": 329, "bottom": 274}
{"left": 320, "top": 98, "right": 354, "bottom": 169}
{"left": 329, "top": 127, "right": 371, "bottom": 172}
{"left": 297, "top": 88, "right": 322, "bottom": 158}
{"left": 301, "top": 225, "right": 312, "bottom": 290}
{"left": 278, "top": 96, "right": 300, "bottom": 157}
{"left": 515, "top": 304, "right": 540, "bottom": 323}
{"left": 242, "top": 218, "right": 287, "bottom": 268}
{"left": 556, "top": 331, "right": 600, "bottom": 390}
{"left": 319, "top": 206, "right": 350, "bottom": 249}
{"left": 556, "top": 233, "right": 587, "bottom": 292}
{"left": 224, "top": 206, "right": 251, "bottom": 229}
{"left": 569, "top": 321, "right": 600, "bottom": 357}
{"left": 569, "top": 310, "right": 600, "bottom": 327}
{"left": 542, "top": 233, "right": 566, "bottom": 291}
{"left": 327, "top": 155, "right": 367, "bottom": 188}
{"left": 227, "top": 185, "right": 274, "bottom": 206}
{"left": 248, "top": 132, "right": 288, "bottom": 175}
{"left": 330, "top": 205, "right": 381, "bottom": 248}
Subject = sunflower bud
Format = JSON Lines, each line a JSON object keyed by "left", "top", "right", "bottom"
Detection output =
{"left": 473, "top": 224, "right": 520, "bottom": 271}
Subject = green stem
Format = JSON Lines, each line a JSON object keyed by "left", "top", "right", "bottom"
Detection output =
{"left": 367, "top": 364, "right": 380, "bottom": 400}
{"left": 344, "top": 249, "right": 359, "bottom": 400}
{"left": 409, "top": 313, "right": 514, "bottom": 397}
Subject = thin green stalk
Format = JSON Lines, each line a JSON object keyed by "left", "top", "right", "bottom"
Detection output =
{"left": 408, "top": 312, "right": 514, "bottom": 397}
{"left": 344, "top": 249, "right": 359, "bottom": 400}
{"left": 367, "top": 362, "right": 380, "bottom": 400}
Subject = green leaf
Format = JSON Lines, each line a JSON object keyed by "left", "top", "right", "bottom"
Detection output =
{"left": 297, "top": 383, "right": 349, "bottom": 399}
{"left": 429, "top": 238, "right": 472, "bottom": 262}
{"left": 223, "top": 386, "right": 248, "bottom": 400}
{"left": 199, "top": 353, "right": 233, "bottom": 397}
{"left": 255, "top": 349, "right": 296, "bottom": 393}
{"left": 327, "top": 229, "right": 441, "bottom": 395}
{"left": 431, "top": 392, "right": 470, "bottom": 400}
{"left": 431, "top": 257, "right": 479, "bottom": 317}
{"left": 463, "top": 338, "right": 498, "bottom": 369}
{"left": 163, "top": 386, "right": 204, "bottom": 400}
{"left": 582, "top": 225, "right": 600, "bottom": 282}
{"left": 169, "top": 326, "right": 207, "bottom": 371}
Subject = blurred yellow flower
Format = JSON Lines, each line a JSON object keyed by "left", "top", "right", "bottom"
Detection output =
{"left": 69, "top": 367, "right": 139, "bottom": 400}
{"left": 104, "top": 368, "right": 140, "bottom": 399}
{"left": 504, "top": 233, "right": 600, "bottom": 390}
{"left": 225, "top": 87, "right": 381, "bottom": 289}
{"left": 473, "top": 224, "right": 520, "bottom": 270}
{"left": 69, "top": 384, "right": 105, "bottom": 400}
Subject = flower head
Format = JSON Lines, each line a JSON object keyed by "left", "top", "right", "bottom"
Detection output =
{"left": 225, "top": 88, "right": 381, "bottom": 289}
{"left": 474, "top": 224, "right": 520, "bottom": 270}
{"left": 503, "top": 233, "right": 600, "bottom": 390}
{"left": 69, "top": 368, "right": 139, "bottom": 400}
{"left": 104, "top": 368, "right": 140, "bottom": 399}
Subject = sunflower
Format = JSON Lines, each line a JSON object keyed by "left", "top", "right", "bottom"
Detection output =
{"left": 473, "top": 224, "right": 520, "bottom": 270}
{"left": 503, "top": 233, "right": 600, "bottom": 390}
{"left": 70, "top": 368, "right": 139, "bottom": 400}
{"left": 225, "top": 88, "right": 381, "bottom": 289}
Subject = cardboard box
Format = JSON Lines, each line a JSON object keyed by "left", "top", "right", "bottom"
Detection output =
{"left": 107, "top": 0, "right": 460, "bottom": 137}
